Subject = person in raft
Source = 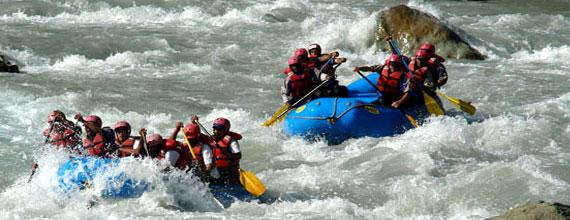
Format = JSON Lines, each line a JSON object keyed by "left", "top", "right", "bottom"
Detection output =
{"left": 352, "top": 54, "right": 412, "bottom": 109}
{"left": 74, "top": 114, "right": 117, "bottom": 157}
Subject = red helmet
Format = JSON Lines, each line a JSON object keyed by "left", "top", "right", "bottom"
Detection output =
{"left": 308, "top": 43, "right": 321, "bottom": 56}
{"left": 84, "top": 115, "right": 102, "bottom": 128}
{"left": 213, "top": 117, "right": 230, "bottom": 132}
{"left": 294, "top": 48, "right": 308, "bottom": 58}
{"left": 114, "top": 120, "right": 131, "bottom": 131}
{"left": 183, "top": 123, "right": 200, "bottom": 138}
{"left": 389, "top": 54, "right": 402, "bottom": 63}
{"left": 164, "top": 139, "right": 178, "bottom": 151}
{"left": 147, "top": 134, "right": 163, "bottom": 147}
{"left": 288, "top": 56, "right": 301, "bottom": 66}
{"left": 419, "top": 43, "right": 435, "bottom": 57}
{"left": 415, "top": 49, "right": 430, "bottom": 58}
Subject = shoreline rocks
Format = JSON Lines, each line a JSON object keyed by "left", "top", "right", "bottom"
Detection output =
{"left": 486, "top": 201, "right": 570, "bottom": 220}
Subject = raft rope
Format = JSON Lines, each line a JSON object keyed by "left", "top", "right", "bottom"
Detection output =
{"left": 287, "top": 97, "right": 419, "bottom": 126}
{"left": 287, "top": 97, "right": 382, "bottom": 124}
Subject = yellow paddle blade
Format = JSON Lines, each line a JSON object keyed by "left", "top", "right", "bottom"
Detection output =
{"left": 436, "top": 91, "right": 477, "bottom": 115}
{"left": 405, "top": 114, "right": 418, "bottom": 128}
{"left": 423, "top": 91, "right": 445, "bottom": 116}
{"left": 261, "top": 103, "right": 290, "bottom": 127}
{"left": 239, "top": 169, "right": 266, "bottom": 197}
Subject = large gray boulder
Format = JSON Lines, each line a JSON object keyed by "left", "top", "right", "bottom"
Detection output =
{"left": 0, "top": 54, "right": 19, "bottom": 73}
{"left": 486, "top": 201, "right": 570, "bottom": 220}
{"left": 377, "top": 5, "right": 485, "bottom": 60}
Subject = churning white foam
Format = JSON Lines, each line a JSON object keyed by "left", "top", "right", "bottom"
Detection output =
{"left": 510, "top": 45, "right": 570, "bottom": 66}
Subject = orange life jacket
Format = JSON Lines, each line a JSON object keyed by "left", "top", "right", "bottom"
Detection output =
{"left": 117, "top": 138, "right": 135, "bottom": 157}
{"left": 377, "top": 66, "right": 405, "bottom": 97}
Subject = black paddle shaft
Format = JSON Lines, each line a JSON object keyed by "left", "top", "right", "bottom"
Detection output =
{"left": 356, "top": 70, "right": 383, "bottom": 94}
{"left": 140, "top": 132, "right": 151, "bottom": 157}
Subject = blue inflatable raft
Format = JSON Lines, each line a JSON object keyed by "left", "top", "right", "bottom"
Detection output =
{"left": 283, "top": 72, "right": 434, "bottom": 143}
{"left": 57, "top": 157, "right": 149, "bottom": 198}
{"left": 57, "top": 157, "right": 260, "bottom": 207}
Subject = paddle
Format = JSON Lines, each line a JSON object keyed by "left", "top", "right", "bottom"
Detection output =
{"left": 388, "top": 40, "right": 445, "bottom": 116}
{"left": 355, "top": 70, "right": 418, "bottom": 127}
{"left": 140, "top": 130, "right": 151, "bottom": 158}
{"left": 260, "top": 103, "right": 290, "bottom": 127}
{"left": 195, "top": 121, "right": 266, "bottom": 197}
{"left": 435, "top": 90, "right": 476, "bottom": 115}
{"left": 28, "top": 121, "right": 58, "bottom": 183}
{"left": 179, "top": 128, "right": 207, "bottom": 181}
{"left": 262, "top": 79, "right": 330, "bottom": 127}
{"left": 262, "top": 58, "right": 343, "bottom": 127}
{"left": 355, "top": 70, "right": 380, "bottom": 94}
{"left": 387, "top": 39, "right": 476, "bottom": 115}
{"left": 174, "top": 124, "right": 224, "bottom": 209}
{"left": 44, "top": 122, "right": 56, "bottom": 144}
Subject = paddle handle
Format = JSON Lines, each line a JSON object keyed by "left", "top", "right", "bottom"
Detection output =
{"left": 181, "top": 128, "right": 209, "bottom": 179}
{"left": 195, "top": 121, "right": 213, "bottom": 138}
{"left": 27, "top": 170, "right": 36, "bottom": 183}
{"left": 27, "top": 163, "right": 38, "bottom": 183}
{"left": 180, "top": 131, "right": 198, "bottom": 161}
{"left": 140, "top": 132, "right": 151, "bottom": 157}
{"left": 388, "top": 41, "right": 411, "bottom": 75}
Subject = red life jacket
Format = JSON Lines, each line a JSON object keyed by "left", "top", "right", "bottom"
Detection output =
{"left": 44, "top": 126, "right": 81, "bottom": 149}
{"left": 162, "top": 140, "right": 191, "bottom": 170}
{"left": 409, "top": 62, "right": 429, "bottom": 87}
{"left": 377, "top": 66, "right": 404, "bottom": 97}
{"left": 83, "top": 128, "right": 116, "bottom": 157}
{"left": 191, "top": 144, "right": 203, "bottom": 163}
{"left": 212, "top": 131, "right": 242, "bottom": 170}
{"left": 175, "top": 147, "right": 191, "bottom": 170}
{"left": 188, "top": 143, "right": 206, "bottom": 171}
{"left": 288, "top": 69, "right": 316, "bottom": 99}
{"left": 117, "top": 138, "right": 135, "bottom": 157}
{"left": 84, "top": 133, "right": 105, "bottom": 156}
{"left": 192, "top": 134, "right": 215, "bottom": 170}
{"left": 409, "top": 56, "right": 443, "bottom": 90}
{"left": 282, "top": 63, "right": 311, "bottom": 75}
